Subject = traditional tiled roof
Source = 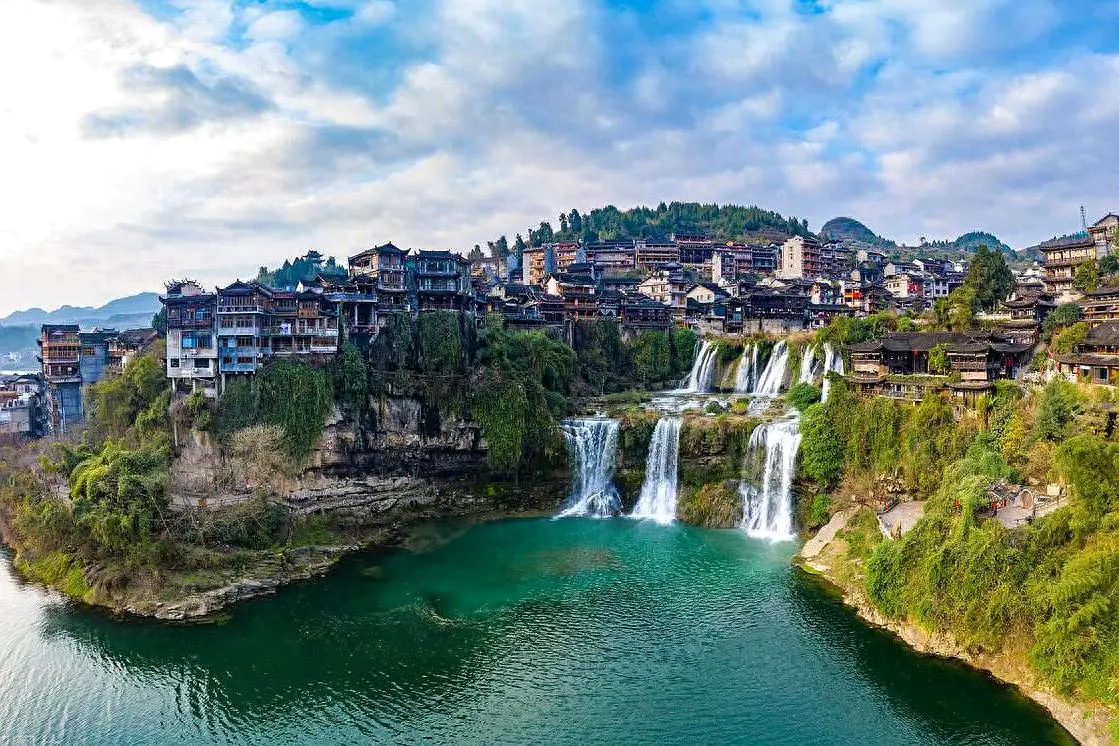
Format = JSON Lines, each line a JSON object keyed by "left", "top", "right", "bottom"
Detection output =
{"left": 1084, "top": 322, "right": 1119, "bottom": 346}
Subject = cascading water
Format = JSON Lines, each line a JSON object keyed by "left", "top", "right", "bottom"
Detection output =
{"left": 821, "top": 343, "right": 845, "bottom": 402}
{"left": 681, "top": 340, "right": 719, "bottom": 393}
{"left": 631, "top": 417, "right": 681, "bottom": 524}
{"left": 739, "top": 416, "right": 802, "bottom": 541}
{"left": 557, "top": 419, "right": 621, "bottom": 518}
{"left": 753, "top": 340, "right": 789, "bottom": 396}
{"left": 734, "top": 344, "right": 758, "bottom": 394}
{"left": 797, "top": 344, "right": 818, "bottom": 385}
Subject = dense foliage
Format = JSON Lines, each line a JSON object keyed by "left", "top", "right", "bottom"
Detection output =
{"left": 214, "top": 359, "right": 333, "bottom": 460}
{"left": 831, "top": 379, "right": 1119, "bottom": 709}
{"left": 1041, "top": 303, "right": 1082, "bottom": 343}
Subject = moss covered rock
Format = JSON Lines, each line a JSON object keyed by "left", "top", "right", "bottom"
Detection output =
{"left": 679, "top": 482, "right": 742, "bottom": 528}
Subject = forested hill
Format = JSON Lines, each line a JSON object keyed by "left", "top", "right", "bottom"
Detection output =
{"left": 484, "top": 202, "right": 813, "bottom": 259}
{"left": 819, "top": 217, "right": 896, "bottom": 247}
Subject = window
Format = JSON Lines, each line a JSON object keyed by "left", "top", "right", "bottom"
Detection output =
{"left": 194, "top": 359, "right": 209, "bottom": 369}
{"left": 198, "top": 335, "right": 212, "bottom": 349}
{"left": 170, "top": 359, "right": 180, "bottom": 368}
{"left": 182, "top": 336, "right": 195, "bottom": 349}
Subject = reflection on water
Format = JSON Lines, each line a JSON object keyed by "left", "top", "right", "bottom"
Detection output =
{"left": 0, "top": 521, "right": 1075, "bottom": 746}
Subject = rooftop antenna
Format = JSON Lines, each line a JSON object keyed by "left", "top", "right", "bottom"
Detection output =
{"left": 1081, "top": 205, "right": 1087, "bottom": 232}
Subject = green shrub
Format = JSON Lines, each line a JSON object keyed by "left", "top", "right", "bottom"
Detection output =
{"left": 786, "top": 382, "right": 821, "bottom": 412}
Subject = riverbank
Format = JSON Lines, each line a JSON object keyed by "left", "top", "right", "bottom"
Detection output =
{"left": 798, "top": 511, "right": 1115, "bottom": 746}
{"left": 2, "top": 475, "right": 561, "bottom": 621}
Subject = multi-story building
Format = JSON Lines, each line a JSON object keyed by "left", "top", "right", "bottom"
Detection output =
{"left": 674, "top": 233, "right": 715, "bottom": 267}
{"left": 884, "top": 273, "right": 924, "bottom": 299}
{"left": 216, "top": 281, "right": 272, "bottom": 377}
{"left": 999, "top": 292, "right": 1056, "bottom": 344}
{"left": 266, "top": 289, "right": 339, "bottom": 357}
{"left": 545, "top": 272, "right": 598, "bottom": 321}
{"left": 348, "top": 242, "right": 407, "bottom": 313}
{"left": 1089, "top": 214, "right": 1119, "bottom": 254}
{"left": 323, "top": 272, "right": 379, "bottom": 336}
{"left": 521, "top": 246, "right": 548, "bottom": 286}
{"left": 620, "top": 294, "right": 673, "bottom": 330}
{"left": 408, "top": 250, "right": 473, "bottom": 314}
{"left": 819, "top": 242, "right": 853, "bottom": 277}
{"left": 1054, "top": 321, "right": 1119, "bottom": 385}
{"left": 634, "top": 239, "right": 680, "bottom": 271}
{"left": 78, "top": 330, "right": 115, "bottom": 387}
{"left": 1040, "top": 235, "right": 1097, "bottom": 298}
{"left": 38, "top": 325, "right": 83, "bottom": 429}
{"left": 108, "top": 329, "right": 160, "bottom": 374}
{"left": 0, "top": 373, "right": 45, "bottom": 437}
{"left": 846, "top": 331, "right": 1031, "bottom": 402}
{"left": 777, "top": 236, "right": 822, "bottom": 279}
{"left": 750, "top": 243, "right": 779, "bottom": 276}
{"left": 585, "top": 240, "right": 636, "bottom": 274}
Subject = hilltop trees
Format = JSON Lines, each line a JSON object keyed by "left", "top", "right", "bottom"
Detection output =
{"left": 490, "top": 201, "right": 813, "bottom": 249}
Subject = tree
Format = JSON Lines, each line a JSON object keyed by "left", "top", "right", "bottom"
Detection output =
{"left": 947, "top": 287, "right": 977, "bottom": 330}
{"left": 1051, "top": 321, "right": 1088, "bottom": 355}
{"left": 1042, "top": 303, "right": 1082, "bottom": 342}
{"left": 963, "top": 245, "right": 1014, "bottom": 310}
{"left": 786, "top": 382, "right": 821, "bottom": 412}
{"left": 1100, "top": 254, "right": 1119, "bottom": 276}
{"left": 568, "top": 209, "right": 582, "bottom": 234}
{"left": 631, "top": 331, "right": 671, "bottom": 386}
{"left": 1073, "top": 260, "right": 1099, "bottom": 293}
{"left": 928, "top": 343, "right": 949, "bottom": 375}
{"left": 558, "top": 213, "right": 569, "bottom": 235}
{"left": 1033, "top": 378, "right": 1080, "bottom": 441}
{"left": 800, "top": 403, "right": 844, "bottom": 487}
{"left": 151, "top": 308, "right": 167, "bottom": 336}
{"left": 467, "top": 245, "right": 485, "bottom": 262}
{"left": 514, "top": 234, "right": 527, "bottom": 253}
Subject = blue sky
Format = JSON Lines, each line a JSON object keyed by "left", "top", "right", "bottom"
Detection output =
{"left": 1, "top": 0, "right": 1118, "bottom": 313}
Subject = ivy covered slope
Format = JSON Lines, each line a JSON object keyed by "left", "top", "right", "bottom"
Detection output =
{"left": 800, "top": 376, "right": 1119, "bottom": 736}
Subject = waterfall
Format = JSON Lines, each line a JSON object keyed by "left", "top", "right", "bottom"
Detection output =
{"left": 739, "top": 417, "right": 801, "bottom": 541}
{"left": 797, "top": 344, "right": 818, "bottom": 385}
{"left": 753, "top": 340, "right": 789, "bottom": 396}
{"left": 734, "top": 344, "right": 758, "bottom": 394}
{"left": 557, "top": 419, "right": 621, "bottom": 518}
{"left": 681, "top": 340, "right": 719, "bottom": 393}
{"left": 631, "top": 418, "right": 681, "bottom": 524}
{"left": 821, "top": 343, "right": 845, "bottom": 402}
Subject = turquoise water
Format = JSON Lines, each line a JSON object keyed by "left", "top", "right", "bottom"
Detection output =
{"left": 0, "top": 518, "right": 1074, "bottom": 745}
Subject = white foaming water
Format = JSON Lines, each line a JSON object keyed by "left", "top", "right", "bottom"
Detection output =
{"left": 681, "top": 340, "right": 719, "bottom": 393}
{"left": 557, "top": 419, "right": 621, "bottom": 518}
{"left": 821, "top": 343, "right": 845, "bottom": 402}
{"left": 631, "top": 417, "right": 681, "bottom": 524}
{"left": 739, "top": 416, "right": 802, "bottom": 541}
{"left": 734, "top": 345, "right": 758, "bottom": 394}
{"left": 753, "top": 341, "right": 789, "bottom": 396}
{"left": 797, "top": 344, "right": 818, "bottom": 385}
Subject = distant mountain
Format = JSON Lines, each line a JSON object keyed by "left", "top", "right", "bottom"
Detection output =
{"left": 0, "top": 292, "right": 161, "bottom": 371}
{"left": 0, "top": 292, "right": 161, "bottom": 327}
{"left": 819, "top": 217, "right": 895, "bottom": 247}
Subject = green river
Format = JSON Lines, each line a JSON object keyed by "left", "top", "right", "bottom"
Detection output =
{"left": 0, "top": 517, "right": 1075, "bottom": 745}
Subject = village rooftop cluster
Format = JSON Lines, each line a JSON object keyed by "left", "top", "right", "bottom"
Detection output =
{"left": 12, "top": 212, "right": 1119, "bottom": 437}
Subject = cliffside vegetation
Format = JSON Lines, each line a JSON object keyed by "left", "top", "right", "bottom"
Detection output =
{"left": 807, "top": 378, "right": 1119, "bottom": 723}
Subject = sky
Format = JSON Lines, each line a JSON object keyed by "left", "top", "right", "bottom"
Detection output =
{"left": 1, "top": 0, "right": 1118, "bottom": 315}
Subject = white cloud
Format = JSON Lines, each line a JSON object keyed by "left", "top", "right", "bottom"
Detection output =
{"left": 0, "top": 0, "right": 1115, "bottom": 315}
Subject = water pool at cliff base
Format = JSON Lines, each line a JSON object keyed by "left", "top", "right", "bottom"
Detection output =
{"left": 0, "top": 517, "right": 1075, "bottom": 745}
